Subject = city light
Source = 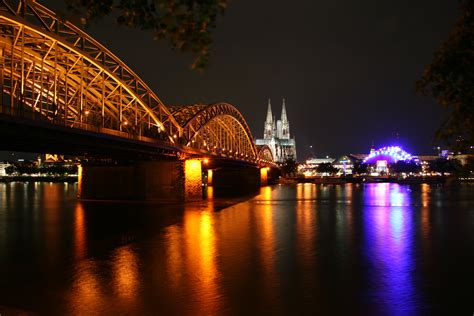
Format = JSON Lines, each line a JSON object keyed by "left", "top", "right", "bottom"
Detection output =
{"left": 363, "top": 146, "right": 413, "bottom": 164}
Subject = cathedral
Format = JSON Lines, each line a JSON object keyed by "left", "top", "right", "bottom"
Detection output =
{"left": 255, "top": 99, "right": 297, "bottom": 163}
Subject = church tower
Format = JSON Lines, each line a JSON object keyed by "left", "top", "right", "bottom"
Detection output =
{"left": 256, "top": 97, "right": 297, "bottom": 163}
{"left": 281, "top": 98, "right": 290, "bottom": 139}
{"left": 264, "top": 99, "right": 274, "bottom": 139}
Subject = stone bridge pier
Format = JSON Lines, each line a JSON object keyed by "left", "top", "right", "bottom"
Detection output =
{"left": 78, "top": 159, "right": 204, "bottom": 202}
{"left": 78, "top": 159, "right": 272, "bottom": 202}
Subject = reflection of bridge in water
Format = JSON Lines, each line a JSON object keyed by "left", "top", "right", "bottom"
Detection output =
{"left": 0, "top": 0, "right": 276, "bottom": 201}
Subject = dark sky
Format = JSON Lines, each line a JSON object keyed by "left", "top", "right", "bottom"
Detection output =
{"left": 10, "top": 0, "right": 461, "bottom": 160}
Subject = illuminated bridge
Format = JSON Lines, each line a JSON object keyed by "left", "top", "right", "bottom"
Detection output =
{"left": 0, "top": 0, "right": 276, "bottom": 201}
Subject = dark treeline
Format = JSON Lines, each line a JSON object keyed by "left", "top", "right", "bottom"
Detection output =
{"left": 5, "top": 163, "right": 78, "bottom": 176}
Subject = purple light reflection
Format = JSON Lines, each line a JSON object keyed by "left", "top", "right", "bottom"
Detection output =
{"left": 363, "top": 183, "right": 419, "bottom": 314}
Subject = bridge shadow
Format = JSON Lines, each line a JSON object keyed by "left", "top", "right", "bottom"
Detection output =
{"left": 77, "top": 186, "right": 260, "bottom": 257}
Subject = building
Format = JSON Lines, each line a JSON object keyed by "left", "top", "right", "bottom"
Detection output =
{"left": 298, "top": 157, "right": 335, "bottom": 177}
{"left": 0, "top": 162, "right": 9, "bottom": 176}
{"left": 333, "top": 155, "right": 361, "bottom": 175}
{"left": 255, "top": 99, "right": 297, "bottom": 163}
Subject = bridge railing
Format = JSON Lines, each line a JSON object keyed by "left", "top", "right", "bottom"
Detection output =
{"left": 0, "top": 103, "right": 176, "bottom": 148}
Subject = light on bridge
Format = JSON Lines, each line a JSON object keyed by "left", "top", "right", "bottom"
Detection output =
{"left": 203, "top": 158, "right": 209, "bottom": 165}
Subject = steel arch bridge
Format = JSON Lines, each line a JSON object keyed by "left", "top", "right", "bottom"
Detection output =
{"left": 0, "top": 0, "right": 274, "bottom": 165}
{"left": 256, "top": 145, "right": 274, "bottom": 163}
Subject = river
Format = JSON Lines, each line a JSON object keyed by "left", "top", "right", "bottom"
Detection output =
{"left": 0, "top": 182, "right": 473, "bottom": 315}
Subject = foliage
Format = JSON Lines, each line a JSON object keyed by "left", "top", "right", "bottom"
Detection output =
{"left": 455, "top": 157, "right": 474, "bottom": 177}
{"left": 391, "top": 161, "right": 422, "bottom": 174}
{"left": 352, "top": 161, "right": 368, "bottom": 175}
{"left": 5, "top": 165, "right": 15, "bottom": 175}
{"left": 316, "top": 163, "right": 337, "bottom": 175}
{"left": 14, "top": 163, "right": 38, "bottom": 175}
{"left": 4, "top": 163, "right": 78, "bottom": 176}
{"left": 281, "top": 158, "right": 297, "bottom": 176}
{"left": 64, "top": 0, "right": 227, "bottom": 69}
{"left": 428, "top": 158, "right": 461, "bottom": 175}
{"left": 416, "top": 0, "right": 474, "bottom": 148}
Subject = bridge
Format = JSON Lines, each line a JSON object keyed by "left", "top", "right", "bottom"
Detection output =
{"left": 0, "top": 0, "right": 276, "bottom": 201}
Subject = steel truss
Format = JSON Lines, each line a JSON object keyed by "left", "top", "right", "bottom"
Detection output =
{"left": 0, "top": 0, "right": 275, "bottom": 165}
{"left": 170, "top": 103, "right": 261, "bottom": 161}
{"left": 0, "top": 0, "right": 181, "bottom": 142}
{"left": 256, "top": 145, "right": 274, "bottom": 162}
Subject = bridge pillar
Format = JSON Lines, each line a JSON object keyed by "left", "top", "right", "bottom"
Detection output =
{"left": 77, "top": 159, "right": 202, "bottom": 202}
{"left": 183, "top": 159, "right": 203, "bottom": 201}
{"left": 260, "top": 167, "right": 269, "bottom": 186}
{"left": 206, "top": 169, "right": 214, "bottom": 186}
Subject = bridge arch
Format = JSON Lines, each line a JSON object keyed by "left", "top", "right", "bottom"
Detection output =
{"left": 0, "top": 1, "right": 275, "bottom": 165}
{"left": 170, "top": 103, "right": 258, "bottom": 160}
{"left": 0, "top": 0, "right": 181, "bottom": 142}
{"left": 256, "top": 145, "right": 274, "bottom": 163}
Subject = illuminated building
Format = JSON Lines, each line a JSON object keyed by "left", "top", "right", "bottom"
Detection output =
{"left": 255, "top": 99, "right": 297, "bottom": 163}
{"left": 333, "top": 155, "right": 358, "bottom": 175}
{"left": 0, "top": 162, "right": 9, "bottom": 176}
{"left": 363, "top": 146, "right": 415, "bottom": 176}
{"left": 363, "top": 146, "right": 413, "bottom": 164}
{"left": 298, "top": 157, "right": 335, "bottom": 177}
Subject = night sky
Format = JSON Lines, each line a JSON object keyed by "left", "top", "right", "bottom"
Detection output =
{"left": 5, "top": 1, "right": 461, "bottom": 160}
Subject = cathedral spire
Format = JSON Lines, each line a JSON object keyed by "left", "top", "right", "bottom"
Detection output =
{"left": 265, "top": 98, "right": 273, "bottom": 123}
{"left": 280, "top": 98, "right": 290, "bottom": 139}
{"left": 264, "top": 98, "right": 274, "bottom": 139}
{"left": 281, "top": 98, "right": 288, "bottom": 122}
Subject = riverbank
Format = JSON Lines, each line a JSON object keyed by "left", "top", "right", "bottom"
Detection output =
{"left": 281, "top": 176, "right": 470, "bottom": 184}
{"left": 0, "top": 175, "right": 77, "bottom": 182}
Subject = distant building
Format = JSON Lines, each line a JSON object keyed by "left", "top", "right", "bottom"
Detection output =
{"left": 45, "top": 154, "right": 65, "bottom": 163}
{"left": 305, "top": 157, "right": 335, "bottom": 165}
{"left": 255, "top": 99, "right": 297, "bottom": 163}
{"left": 0, "top": 162, "right": 9, "bottom": 176}
{"left": 333, "top": 155, "right": 361, "bottom": 175}
{"left": 449, "top": 154, "right": 474, "bottom": 165}
{"left": 298, "top": 157, "right": 335, "bottom": 177}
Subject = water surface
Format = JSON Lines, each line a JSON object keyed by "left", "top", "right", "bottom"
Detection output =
{"left": 0, "top": 182, "right": 473, "bottom": 315}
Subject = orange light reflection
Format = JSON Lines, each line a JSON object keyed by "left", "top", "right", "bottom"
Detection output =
{"left": 165, "top": 208, "right": 222, "bottom": 313}
{"left": 74, "top": 203, "right": 86, "bottom": 260}
{"left": 69, "top": 261, "right": 104, "bottom": 314}
{"left": 113, "top": 245, "right": 139, "bottom": 304}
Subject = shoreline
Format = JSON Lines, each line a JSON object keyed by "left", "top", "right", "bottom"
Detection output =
{"left": 0, "top": 176, "right": 78, "bottom": 183}
{"left": 281, "top": 176, "right": 473, "bottom": 185}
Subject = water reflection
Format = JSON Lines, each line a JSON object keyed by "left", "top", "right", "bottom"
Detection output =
{"left": 164, "top": 206, "right": 222, "bottom": 314}
{"left": 0, "top": 182, "right": 473, "bottom": 315}
{"left": 113, "top": 245, "right": 139, "bottom": 304}
{"left": 74, "top": 203, "right": 86, "bottom": 260}
{"left": 69, "top": 260, "right": 105, "bottom": 315}
{"left": 257, "top": 189, "right": 277, "bottom": 306}
{"left": 363, "top": 183, "right": 417, "bottom": 314}
{"left": 295, "top": 196, "right": 317, "bottom": 299}
{"left": 296, "top": 183, "right": 316, "bottom": 200}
